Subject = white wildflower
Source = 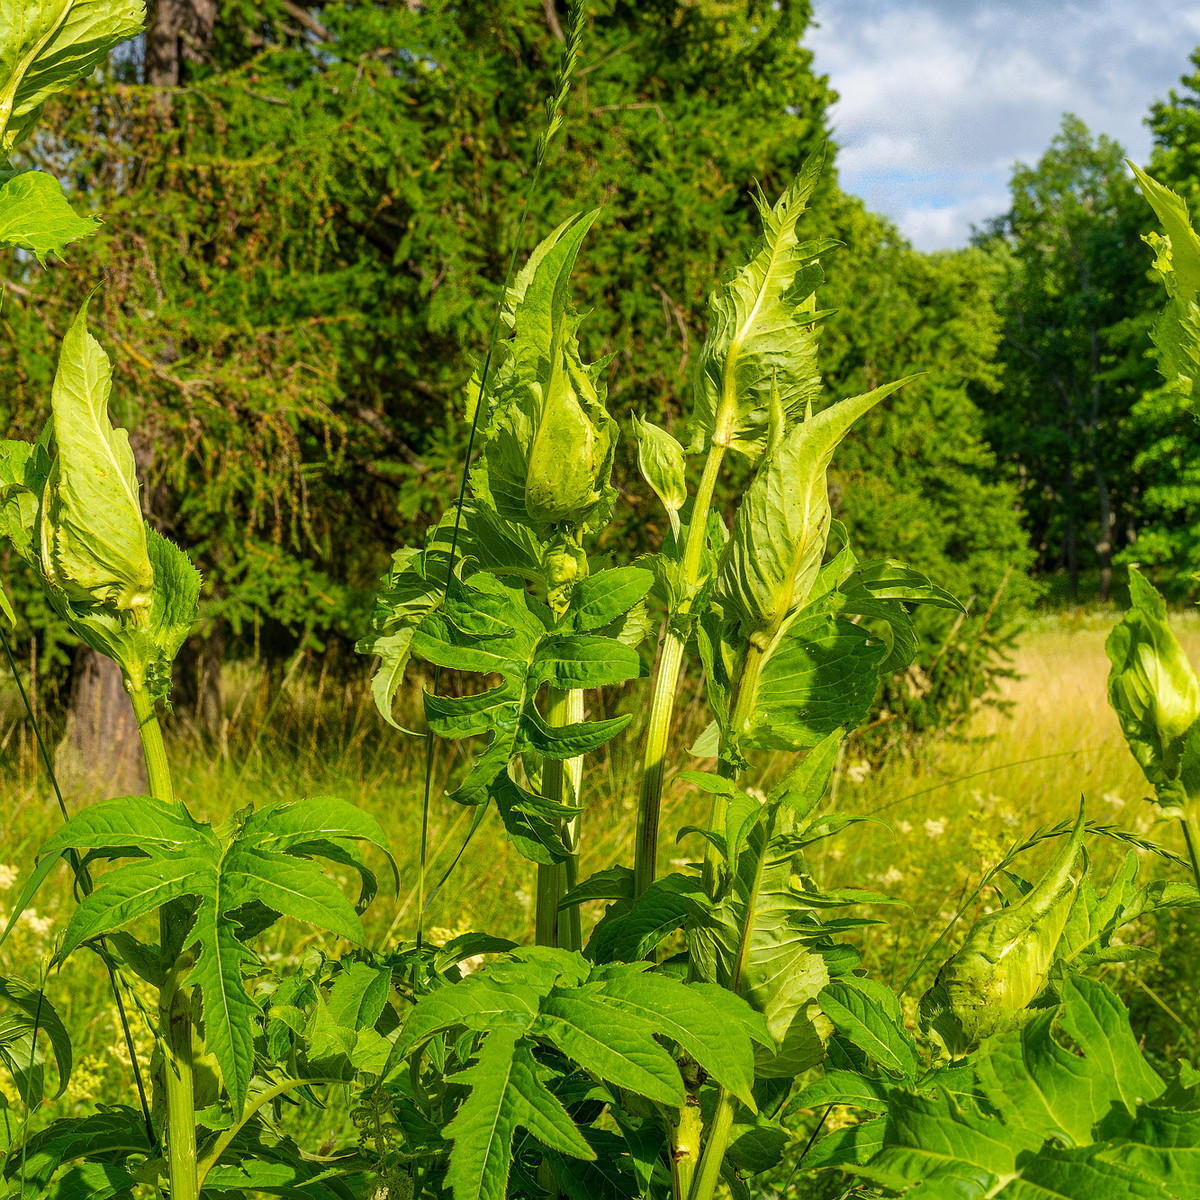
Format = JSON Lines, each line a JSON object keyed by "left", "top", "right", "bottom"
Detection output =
{"left": 0, "top": 864, "right": 16, "bottom": 890}
{"left": 514, "top": 888, "right": 532, "bottom": 912}
{"left": 924, "top": 818, "right": 947, "bottom": 839}
{"left": 896, "top": 820, "right": 913, "bottom": 835}
{"left": 875, "top": 866, "right": 904, "bottom": 887}
{"left": 845, "top": 762, "right": 871, "bottom": 784}
{"left": 19, "top": 909, "right": 54, "bottom": 939}
{"left": 1103, "top": 791, "right": 1125, "bottom": 809}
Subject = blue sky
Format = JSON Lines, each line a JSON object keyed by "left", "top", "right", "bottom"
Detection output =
{"left": 806, "top": 0, "right": 1200, "bottom": 250}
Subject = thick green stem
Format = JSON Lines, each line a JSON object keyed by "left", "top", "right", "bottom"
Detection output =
{"left": 559, "top": 689, "right": 585, "bottom": 952}
{"left": 701, "top": 641, "right": 765, "bottom": 897}
{"left": 691, "top": 643, "right": 772, "bottom": 1196}
{"left": 129, "top": 684, "right": 196, "bottom": 1200}
{"left": 689, "top": 1089, "right": 736, "bottom": 1200}
{"left": 536, "top": 688, "right": 579, "bottom": 949}
{"left": 671, "top": 1103, "right": 703, "bottom": 1200}
{"left": 634, "top": 443, "right": 726, "bottom": 897}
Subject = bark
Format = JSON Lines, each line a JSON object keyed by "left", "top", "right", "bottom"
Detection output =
{"left": 1093, "top": 459, "right": 1115, "bottom": 602}
{"left": 146, "top": 0, "right": 218, "bottom": 87}
{"left": 54, "top": 649, "right": 149, "bottom": 800}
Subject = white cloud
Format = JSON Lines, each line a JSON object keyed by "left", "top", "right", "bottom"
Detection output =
{"left": 808, "top": 0, "right": 1200, "bottom": 251}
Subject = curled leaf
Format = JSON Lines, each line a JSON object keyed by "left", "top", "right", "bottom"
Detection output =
{"left": 39, "top": 296, "right": 152, "bottom": 625}
{"left": 920, "top": 809, "right": 1085, "bottom": 1057}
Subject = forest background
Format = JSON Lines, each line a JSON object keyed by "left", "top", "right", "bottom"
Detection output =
{"left": 4, "top": 0, "right": 1200, "bottom": 773}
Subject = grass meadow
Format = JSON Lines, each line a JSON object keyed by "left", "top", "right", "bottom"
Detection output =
{"left": 2, "top": 609, "right": 1199, "bottom": 1151}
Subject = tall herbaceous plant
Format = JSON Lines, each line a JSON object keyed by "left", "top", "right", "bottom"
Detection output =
{"left": 4, "top": 4, "right": 1200, "bottom": 1200}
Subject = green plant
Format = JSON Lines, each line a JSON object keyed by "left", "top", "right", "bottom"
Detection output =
{"left": 4, "top": 12, "right": 1200, "bottom": 1200}
{"left": 0, "top": 6, "right": 404, "bottom": 1199}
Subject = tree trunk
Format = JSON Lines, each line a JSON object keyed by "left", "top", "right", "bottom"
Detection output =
{"left": 146, "top": 0, "right": 218, "bottom": 86}
{"left": 1092, "top": 458, "right": 1115, "bottom": 603}
{"left": 54, "top": 649, "right": 149, "bottom": 801}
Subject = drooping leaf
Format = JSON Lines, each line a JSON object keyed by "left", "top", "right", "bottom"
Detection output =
{"left": 412, "top": 572, "right": 638, "bottom": 853}
{"left": 0, "top": 169, "right": 98, "bottom": 264}
{"left": 0, "top": 976, "right": 72, "bottom": 1107}
{"left": 0, "top": 0, "right": 145, "bottom": 152}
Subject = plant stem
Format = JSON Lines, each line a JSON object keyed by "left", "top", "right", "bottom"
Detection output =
{"left": 195, "top": 1075, "right": 344, "bottom": 1189}
{"left": 634, "top": 442, "right": 726, "bottom": 897}
{"left": 671, "top": 1103, "right": 703, "bottom": 1200}
{"left": 558, "top": 689, "right": 585, "bottom": 952}
{"left": 129, "top": 684, "right": 174, "bottom": 805}
{"left": 130, "top": 684, "right": 196, "bottom": 1200}
{"left": 161, "top": 979, "right": 197, "bottom": 1200}
{"left": 1181, "top": 812, "right": 1200, "bottom": 897}
{"left": 689, "top": 1089, "right": 735, "bottom": 1200}
{"left": 536, "top": 687, "right": 576, "bottom": 948}
{"left": 701, "top": 641, "right": 765, "bottom": 897}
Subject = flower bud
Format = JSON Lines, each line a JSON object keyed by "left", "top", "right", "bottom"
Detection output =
{"left": 524, "top": 350, "right": 614, "bottom": 528}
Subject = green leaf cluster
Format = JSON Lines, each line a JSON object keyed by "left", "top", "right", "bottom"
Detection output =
{"left": 379, "top": 946, "right": 760, "bottom": 1200}
{"left": 3, "top": 793, "right": 395, "bottom": 1116}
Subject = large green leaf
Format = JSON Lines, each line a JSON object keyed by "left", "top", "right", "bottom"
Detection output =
{"left": 1, "top": 1107, "right": 149, "bottom": 1199}
{"left": 689, "top": 148, "right": 833, "bottom": 463}
{"left": 858, "top": 979, "right": 1184, "bottom": 1200}
{"left": 864, "top": 1088, "right": 1042, "bottom": 1196}
{"left": 742, "top": 596, "right": 888, "bottom": 752}
{"left": 1129, "top": 163, "right": 1200, "bottom": 402}
{"left": 975, "top": 976, "right": 1165, "bottom": 1148}
{"left": 444, "top": 1026, "right": 595, "bottom": 1200}
{"left": 21, "top": 793, "right": 393, "bottom": 1116}
{"left": 0, "top": 169, "right": 97, "bottom": 263}
{"left": 819, "top": 978, "right": 920, "bottom": 1085}
{"left": 0, "top": 0, "right": 144, "bottom": 152}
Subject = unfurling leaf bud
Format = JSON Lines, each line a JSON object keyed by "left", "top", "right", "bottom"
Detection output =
{"left": 1107, "top": 566, "right": 1200, "bottom": 814}
{"left": 919, "top": 809, "right": 1084, "bottom": 1057}
{"left": 39, "top": 299, "right": 153, "bottom": 626}
{"left": 525, "top": 352, "right": 614, "bottom": 527}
